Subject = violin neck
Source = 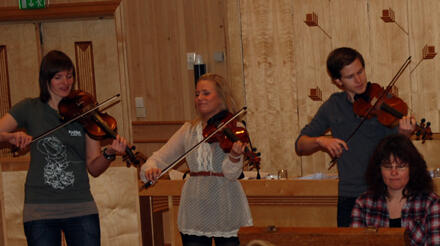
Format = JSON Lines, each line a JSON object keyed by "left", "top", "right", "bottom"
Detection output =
{"left": 380, "top": 103, "right": 404, "bottom": 119}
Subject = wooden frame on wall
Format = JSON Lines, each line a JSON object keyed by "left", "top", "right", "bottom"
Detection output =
{"left": 0, "top": 1, "right": 121, "bottom": 22}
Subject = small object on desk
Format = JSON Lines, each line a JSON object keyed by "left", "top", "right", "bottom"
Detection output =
{"left": 433, "top": 168, "right": 440, "bottom": 178}
{"left": 266, "top": 225, "right": 277, "bottom": 232}
{"left": 265, "top": 174, "right": 278, "bottom": 180}
{"left": 278, "top": 169, "right": 288, "bottom": 180}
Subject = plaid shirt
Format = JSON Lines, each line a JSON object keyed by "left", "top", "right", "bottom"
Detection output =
{"left": 351, "top": 191, "right": 440, "bottom": 246}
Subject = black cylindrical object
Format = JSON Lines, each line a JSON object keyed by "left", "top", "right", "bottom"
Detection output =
{"left": 194, "top": 63, "right": 206, "bottom": 84}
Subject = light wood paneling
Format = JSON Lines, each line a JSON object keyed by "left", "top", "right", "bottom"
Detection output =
{"left": 132, "top": 121, "right": 184, "bottom": 158}
{"left": 225, "top": 0, "right": 246, "bottom": 108}
{"left": 292, "top": 0, "right": 335, "bottom": 176}
{"left": 0, "top": 23, "right": 40, "bottom": 105}
{"left": 120, "top": 0, "right": 229, "bottom": 121}
{"left": 74, "top": 41, "right": 96, "bottom": 96}
{"left": 0, "top": 46, "right": 11, "bottom": 116}
{"left": 409, "top": 0, "right": 440, "bottom": 132}
{"left": 240, "top": 0, "right": 301, "bottom": 177}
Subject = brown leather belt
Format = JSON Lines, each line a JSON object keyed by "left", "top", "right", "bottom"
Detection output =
{"left": 190, "top": 171, "right": 224, "bottom": 177}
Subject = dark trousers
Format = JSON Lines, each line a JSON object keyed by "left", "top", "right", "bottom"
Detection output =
{"left": 337, "top": 196, "right": 357, "bottom": 227}
{"left": 24, "top": 214, "right": 100, "bottom": 246}
{"left": 181, "top": 233, "right": 240, "bottom": 246}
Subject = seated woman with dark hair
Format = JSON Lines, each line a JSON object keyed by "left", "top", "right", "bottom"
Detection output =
{"left": 351, "top": 134, "right": 440, "bottom": 245}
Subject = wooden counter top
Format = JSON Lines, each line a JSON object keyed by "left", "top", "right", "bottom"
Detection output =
{"left": 139, "top": 179, "right": 339, "bottom": 197}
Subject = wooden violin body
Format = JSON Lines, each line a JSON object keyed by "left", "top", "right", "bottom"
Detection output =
{"left": 353, "top": 82, "right": 408, "bottom": 127}
{"left": 202, "top": 110, "right": 261, "bottom": 170}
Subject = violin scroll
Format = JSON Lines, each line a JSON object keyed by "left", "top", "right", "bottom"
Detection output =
{"left": 122, "top": 146, "right": 147, "bottom": 167}
{"left": 415, "top": 118, "right": 433, "bottom": 143}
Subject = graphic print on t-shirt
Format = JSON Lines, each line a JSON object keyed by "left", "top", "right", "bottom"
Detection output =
{"left": 37, "top": 136, "right": 75, "bottom": 189}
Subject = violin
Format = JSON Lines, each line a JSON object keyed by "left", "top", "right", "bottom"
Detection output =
{"left": 353, "top": 82, "right": 430, "bottom": 134}
{"left": 353, "top": 82, "right": 408, "bottom": 127}
{"left": 58, "top": 90, "right": 146, "bottom": 167}
{"left": 202, "top": 110, "right": 261, "bottom": 174}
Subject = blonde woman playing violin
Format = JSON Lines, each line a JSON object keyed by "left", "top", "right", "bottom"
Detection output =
{"left": 141, "top": 73, "right": 253, "bottom": 246}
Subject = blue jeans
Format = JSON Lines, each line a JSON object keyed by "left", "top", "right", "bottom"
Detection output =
{"left": 24, "top": 214, "right": 100, "bottom": 246}
{"left": 337, "top": 196, "right": 357, "bottom": 227}
{"left": 180, "top": 233, "right": 240, "bottom": 246}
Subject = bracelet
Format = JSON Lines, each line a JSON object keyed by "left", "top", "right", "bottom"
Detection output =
{"left": 102, "top": 147, "right": 116, "bottom": 161}
{"left": 229, "top": 154, "right": 241, "bottom": 161}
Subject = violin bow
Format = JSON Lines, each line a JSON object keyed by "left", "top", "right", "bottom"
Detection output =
{"left": 328, "top": 56, "right": 412, "bottom": 170}
{"left": 144, "top": 106, "right": 247, "bottom": 188}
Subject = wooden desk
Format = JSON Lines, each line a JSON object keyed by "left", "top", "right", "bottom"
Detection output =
{"left": 239, "top": 227, "right": 409, "bottom": 246}
{"left": 139, "top": 179, "right": 339, "bottom": 246}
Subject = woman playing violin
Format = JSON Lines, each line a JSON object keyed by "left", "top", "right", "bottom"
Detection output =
{"left": 140, "top": 73, "right": 253, "bottom": 246}
{"left": 0, "top": 50, "right": 128, "bottom": 246}
{"left": 295, "top": 47, "right": 416, "bottom": 227}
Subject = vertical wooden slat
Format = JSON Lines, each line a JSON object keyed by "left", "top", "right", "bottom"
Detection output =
{"left": 0, "top": 46, "right": 11, "bottom": 116}
{"left": 0, "top": 46, "right": 12, "bottom": 158}
{"left": 74, "top": 41, "right": 96, "bottom": 97}
{"left": 0, "top": 170, "right": 4, "bottom": 246}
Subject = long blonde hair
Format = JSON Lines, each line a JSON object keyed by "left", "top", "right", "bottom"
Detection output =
{"left": 192, "top": 73, "right": 238, "bottom": 125}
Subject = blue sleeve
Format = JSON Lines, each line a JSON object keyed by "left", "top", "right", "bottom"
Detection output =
{"left": 298, "top": 100, "right": 332, "bottom": 138}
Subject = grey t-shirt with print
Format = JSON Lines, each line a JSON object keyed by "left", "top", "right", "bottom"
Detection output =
{"left": 9, "top": 98, "right": 97, "bottom": 221}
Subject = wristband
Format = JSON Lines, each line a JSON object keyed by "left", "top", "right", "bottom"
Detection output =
{"left": 102, "top": 147, "right": 116, "bottom": 161}
{"left": 229, "top": 154, "right": 241, "bottom": 161}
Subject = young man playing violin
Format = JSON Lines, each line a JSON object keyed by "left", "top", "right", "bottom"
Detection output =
{"left": 295, "top": 47, "right": 416, "bottom": 227}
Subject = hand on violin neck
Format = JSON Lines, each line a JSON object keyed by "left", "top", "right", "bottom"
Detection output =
{"left": 398, "top": 116, "right": 417, "bottom": 137}
{"left": 229, "top": 141, "right": 245, "bottom": 162}
{"left": 108, "top": 134, "right": 128, "bottom": 155}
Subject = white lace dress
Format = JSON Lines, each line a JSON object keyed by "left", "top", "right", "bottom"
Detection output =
{"left": 140, "top": 122, "right": 253, "bottom": 237}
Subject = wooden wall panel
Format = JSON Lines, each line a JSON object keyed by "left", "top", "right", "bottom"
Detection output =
{"left": 292, "top": 0, "right": 335, "bottom": 176}
{"left": 240, "top": 0, "right": 301, "bottom": 177}
{"left": 120, "top": 0, "right": 229, "bottom": 122}
{"left": 409, "top": 0, "right": 440, "bottom": 132}
{"left": 0, "top": 46, "right": 11, "bottom": 116}
{"left": 0, "top": 23, "right": 40, "bottom": 105}
{"left": 74, "top": 41, "right": 96, "bottom": 96}
{"left": 225, "top": 0, "right": 246, "bottom": 108}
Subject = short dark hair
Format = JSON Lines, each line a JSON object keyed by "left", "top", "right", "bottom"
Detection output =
{"left": 366, "top": 134, "right": 433, "bottom": 199}
{"left": 326, "top": 47, "right": 365, "bottom": 80}
{"left": 39, "top": 50, "right": 75, "bottom": 103}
